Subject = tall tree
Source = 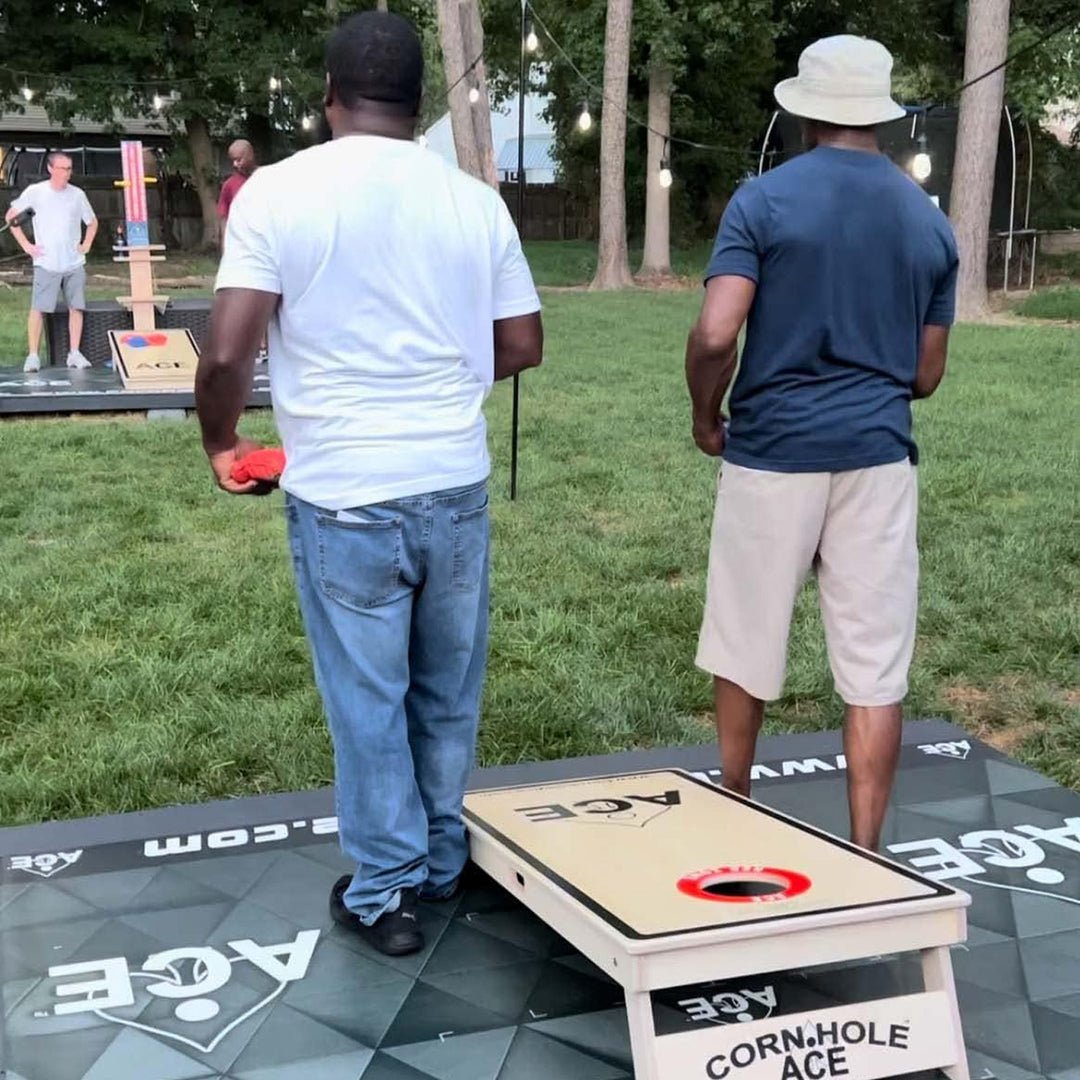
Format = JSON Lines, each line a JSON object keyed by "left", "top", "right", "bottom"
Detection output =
{"left": 436, "top": 0, "right": 498, "bottom": 187}
{"left": 638, "top": 59, "right": 673, "bottom": 279}
{"left": 591, "top": 0, "right": 634, "bottom": 290}
{"left": 950, "top": 0, "right": 1011, "bottom": 319}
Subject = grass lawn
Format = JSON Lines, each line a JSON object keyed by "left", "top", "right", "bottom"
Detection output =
{"left": 0, "top": 289, "right": 1077, "bottom": 826}
{"left": 1014, "top": 285, "right": 1080, "bottom": 321}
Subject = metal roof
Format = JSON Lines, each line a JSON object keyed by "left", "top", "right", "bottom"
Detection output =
{"left": 497, "top": 134, "right": 556, "bottom": 173}
{"left": 0, "top": 103, "right": 167, "bottom": 137}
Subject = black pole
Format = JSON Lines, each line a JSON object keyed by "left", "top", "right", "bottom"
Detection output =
{"left": 511, "top": 0, "right": 526, "bottom": 502}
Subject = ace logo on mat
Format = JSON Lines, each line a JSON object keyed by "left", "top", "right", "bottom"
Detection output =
{"left": 40, "top": 930, "right": 320, "bottom": 1054}
{"left": 890, "top": 816, "right": 1080, "bottom": 909}
{"left": 8, "top": 850, "right": 83, "bottom": 878}
{"left": 515, "top": 789, "right": 682, "bottom": 828}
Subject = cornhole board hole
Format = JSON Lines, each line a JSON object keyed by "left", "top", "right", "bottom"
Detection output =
{"left": 464, "top": 769, "right": 971, "bottom": 1080}
{"left": 107, "top": 328, "right": 200, "bottom": 390}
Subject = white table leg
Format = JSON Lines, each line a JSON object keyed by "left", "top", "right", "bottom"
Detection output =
{"left": 624, "top": 988, "right": 659, "bottom": 1080}
{"left": 922, "top": 945, "right": 970, "bottom": 1080}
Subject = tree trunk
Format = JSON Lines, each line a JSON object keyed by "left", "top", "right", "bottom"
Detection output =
{"left": 376, "top": 0, "right": 388, "bottom": 10}
{"left": 638, "top": 61, "right": 672, "bottom": 280}
{"left": 459, "top": 0, "right": 498, "bottom": 188}
{"left": 185, "top": 115, "right": 220, "bottom": 250}
{"left": 437, "top": 0, "right": 481, "bottom": 178}
{"left": 591, "top": 0, "right": 634, "bottom": 290}
{"left": 949, "top": 0, "right": 1010, "bottom": 320}
{"left": 326, "top": 0, "right": 338, "bottom": 13}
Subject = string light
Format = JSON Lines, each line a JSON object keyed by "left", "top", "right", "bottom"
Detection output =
{"left": 577, "top": 102, "right": 592, "bottom": 132}
{"left": 268, "top": 75, "right": 281, "bottom": 92}
{"left": 468, "top": 86, "right": 481, "bottom": 105}
{"left": 152, "top": 93, "right": 164, "bottom": 111}
{"left": 301, "top": 115, "right": 313, "bottom": 131}
{"left": 658, "top": 161, "right": 673, "bottom": 189}
{"left": 911, "top": 130, "right": 932, "bottom": 182}
{"left": 525, "top": 26, "right": 539, "bottom": 53}
{"left": 21, "top": 86, "right": 33, "bottom": 102}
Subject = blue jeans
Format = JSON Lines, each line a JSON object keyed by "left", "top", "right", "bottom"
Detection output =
{"left": 285, "top": 481, "right": 490, "bottom": 924}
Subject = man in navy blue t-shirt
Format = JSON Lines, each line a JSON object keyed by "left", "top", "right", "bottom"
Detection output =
{"left": 686, "top": 35, "right": 958, "bottom": 851}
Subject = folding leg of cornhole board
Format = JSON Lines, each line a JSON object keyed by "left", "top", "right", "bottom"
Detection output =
{"left": 110, "top": 139, "right": 200, "bottom": 390}
{"left": 464, "top": 770, "right": 971, "bottom": 1080}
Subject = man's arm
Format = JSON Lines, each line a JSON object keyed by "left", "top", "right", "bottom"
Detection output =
{"left": 913, "top": 324, "right": 949, "bottom": 400}
{"left": 79, "top": 216, "right": 99, "bottom": 255}
{"left": 494, "top": 312, "right": 543, "bottom": 381}
{"left": 686, "top": 275, "right": 756, "bottom": 456}
{"left": 194, "top": 287, "right": 279, "bottom": 493}
{"left": 6, "top": 198, "right": 42, "bottom": 258}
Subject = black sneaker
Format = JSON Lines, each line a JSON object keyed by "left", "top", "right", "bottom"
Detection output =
{"left": 329, "top": 876, "right": 425, "bottom": 957}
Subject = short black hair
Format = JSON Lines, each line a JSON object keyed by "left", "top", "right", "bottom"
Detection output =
{"left": 326, "top": 11, "right": 424, "bottom": 117}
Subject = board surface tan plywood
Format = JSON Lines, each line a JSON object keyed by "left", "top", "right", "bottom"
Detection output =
{"left": 463, "top": 769, "right": 951, "bottom": 940}
{"left": 107, "top": 328, "right": 200, "bottom": 390}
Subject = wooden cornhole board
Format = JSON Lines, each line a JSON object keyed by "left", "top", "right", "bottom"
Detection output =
{"left": 107, "top": 328, "right": 200, "bottom": 390}
{"left": 464, "top": 769, "right": 971, "bottom": 1080}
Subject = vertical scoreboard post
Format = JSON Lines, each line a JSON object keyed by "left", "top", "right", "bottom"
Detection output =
{"left": 113, "top": 140, "right": 167, "bottom": 332}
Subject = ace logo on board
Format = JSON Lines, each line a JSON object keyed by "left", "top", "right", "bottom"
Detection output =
{"left": 515, "top": 789, "right": 681, "bottom": 828}
{"left": 38, "top": 930, "right": 320, "bottom": 1055}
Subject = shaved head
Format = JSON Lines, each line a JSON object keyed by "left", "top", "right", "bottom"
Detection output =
{"left": 228, "top": 140, "right": 256, "bottom": 176}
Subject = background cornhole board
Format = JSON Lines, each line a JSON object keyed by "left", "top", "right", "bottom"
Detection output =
{"left": 464, "top": 769, "right": 972, "bottom": 1080}
{"left": 107, "top": 328, "right": 199, "bottom": 390}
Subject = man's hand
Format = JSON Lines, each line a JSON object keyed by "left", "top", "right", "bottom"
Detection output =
{"left": 78, "top": 242, "right": 92, "bottom": 256}
{"left": 23, "top": 242, "right": 43, "bottom": 259}
{"left": 206, "top": 435, "right": 266, "bottom": 495}
{"left": 693, "top": 418, "right": 726, "bottom": 457}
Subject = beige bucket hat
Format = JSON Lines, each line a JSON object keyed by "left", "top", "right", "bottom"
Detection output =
{"left": 774, "top": 35, "right": 906, "bottom": 127}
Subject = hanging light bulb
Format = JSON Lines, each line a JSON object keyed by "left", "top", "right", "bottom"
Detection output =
{"left": 525, "top": 26, "right": 539, "bottom": 53}
{"left": 468, "top": 86, "right": 481, "bottom": 105}
{"left": 659, "top": 160, "right": 673, "bottom": 189}
{"left": 21, "top": 85, "right": 33, "bottom": 102}
{"left": 152, "top": 93, "right": 164, "bottom": 111}
{"left": 911, "top": 133, "right": 932, "bottom": 182}
{"left": 301, "top": 115, "right": 312, "bottom": 131}
{"left": 577, "top": 102, "right": 592, "bottom": 133}
{"left": 268, "top": 75, "right": 281, "bottom": 92}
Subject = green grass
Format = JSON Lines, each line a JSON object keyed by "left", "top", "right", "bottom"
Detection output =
{"left": 1014, "top": 285, "right": 1080, "bottom": 321}
{"left": 522, "top": 240, "right": 713, "bottom": 286}
{"left": 0, "top": 292, "right": 1077, "bottom": 825}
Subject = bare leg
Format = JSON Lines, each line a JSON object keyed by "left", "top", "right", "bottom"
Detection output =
{"left": 715, "top": 677, "right": 765, "bottom": 797}
{"left": 27, "top": 310, "right": 43, "bottom": 356}
{"left": 843, "top": 703, "right": 902, "bottom": 851}
{"left": 68, "top": 308, "right": 84, "bottom": 353}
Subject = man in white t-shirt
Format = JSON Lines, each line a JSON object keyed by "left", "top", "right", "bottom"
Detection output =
{"left": 195, "top": 11, "right": 543, "bottom": 957}
{"left": 6, "top": 153, "right": 98, "bottom": 372}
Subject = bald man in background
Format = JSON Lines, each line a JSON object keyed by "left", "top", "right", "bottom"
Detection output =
{"left": 217, "top": 139, "right": 257, "bottom": 241}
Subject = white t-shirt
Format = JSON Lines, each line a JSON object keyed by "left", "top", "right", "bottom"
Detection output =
{"left": 216, "top": 135, "right": 541, "bottom": 510}
{"left": 10, "top": 181, "right": 96, "bottom": 274}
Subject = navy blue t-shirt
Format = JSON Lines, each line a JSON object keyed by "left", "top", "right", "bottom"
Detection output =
{"left": 706, "top": 146, "right": 958, "bottom": 472}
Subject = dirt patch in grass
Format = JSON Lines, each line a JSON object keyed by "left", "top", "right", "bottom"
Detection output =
{"left": 940, "top": 677, "right": 1072, "bottom": 755}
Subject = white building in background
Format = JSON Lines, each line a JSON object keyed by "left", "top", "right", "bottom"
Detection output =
{"left": 423, "top": 90, "right": 558, "bottom": 185}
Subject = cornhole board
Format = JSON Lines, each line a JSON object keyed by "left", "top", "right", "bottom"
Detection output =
{"left": 107, "top": 328, "right": 200, "bottom": 390}
{"left": 464, "top": 769, "right": 971, "bottom": 1080}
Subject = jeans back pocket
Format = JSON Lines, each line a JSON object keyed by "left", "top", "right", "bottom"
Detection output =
{"left": 315, "top": 513, "right": 404, "bottom": 612}
{"left": 451, "top": 496, "right": 489, "bottom": 592}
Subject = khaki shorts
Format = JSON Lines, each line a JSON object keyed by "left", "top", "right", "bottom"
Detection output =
{"left": 696, "top": 460, "right": 918, "bottom": 706}
{"left": 31, "top": 266, "right": 86, "bottom": 313}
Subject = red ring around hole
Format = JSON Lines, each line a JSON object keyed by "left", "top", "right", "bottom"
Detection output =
{"left": 677, "top": 865, "right": 812, "bottom": 903}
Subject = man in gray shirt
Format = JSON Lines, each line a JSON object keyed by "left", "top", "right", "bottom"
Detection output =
{"left": 6, "top": 152, "right": 98, "bottom": 372}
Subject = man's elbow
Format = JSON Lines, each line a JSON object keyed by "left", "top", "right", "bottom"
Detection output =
{"left": 692, "top": 321, "right": 738, "bottom": 359}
